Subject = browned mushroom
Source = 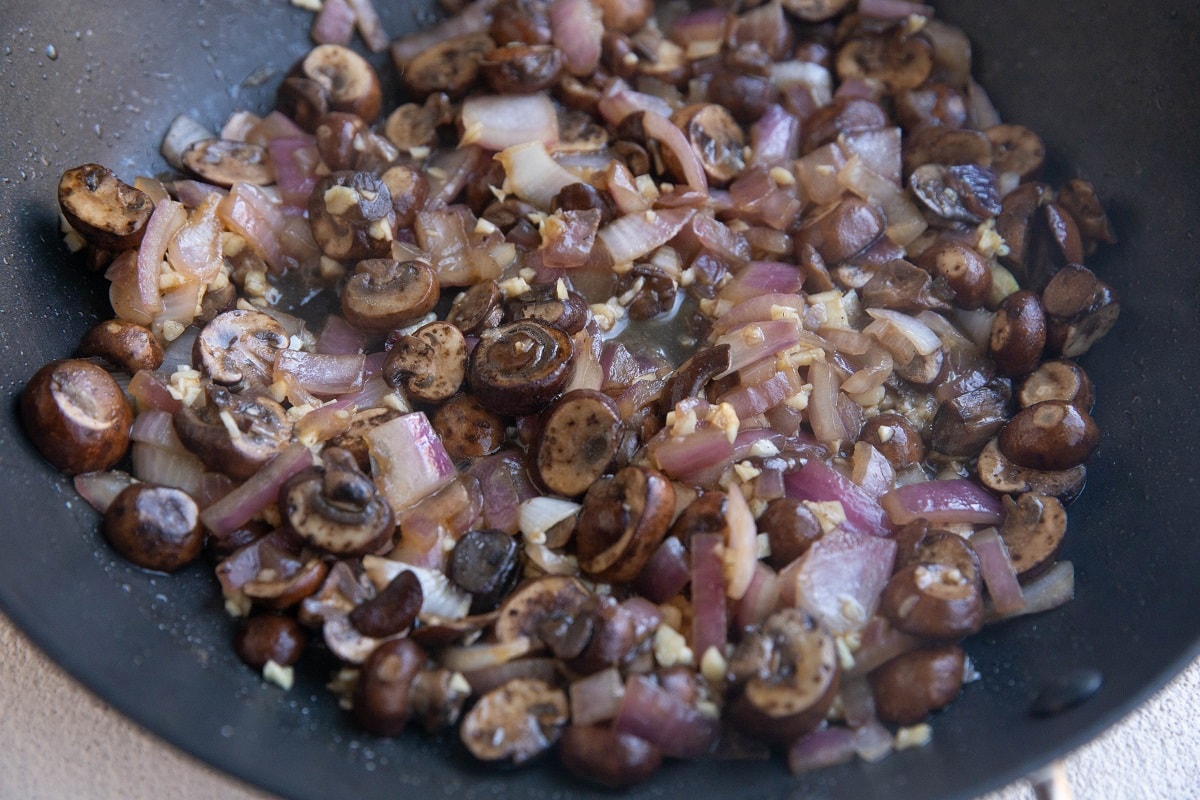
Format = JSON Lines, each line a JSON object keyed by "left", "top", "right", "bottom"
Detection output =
{"left": 985, "top": 124, "right": 1045, "bottom": 182}
{"left": 103, "top": 483, "right": 204, "bottom": 573}
{"left": 893, "top": 83, "right": 968, "bottom": 131}
{"left": 705, "top": 69, "right": 778, "bottom": 125}
{"left": 447, "top": 280, "right": 505, "bottom": 335}
{"left": 403, "top": 33, "right": 494, "bottom": 99}
{"left": 490, "top": 0, "right": 553, "bottom": 45}
{"left": 506, "top": 284, "right": 590, "bottom": 335}
{"left": 869, "top": 644, "right": 965, "bottom": 725}
{"left": 909, "top": 163, "right": 1001, "bottom": 223}
{"left": 379, "top": 163, "right": 429, "bottom": 229}
{"left": 861, "top": 258, "right": 950, "bottom": 313}
{"left": 279, "top": 448, "right": 394, "bottom": 555}
{"left": 353, "top": 638, "right": 427, "bottom": 736}
{"left": 1017, "top": 359, "right": 1095, "bottom": 411}
{"left": 298, "top": 43, "right": 383, "bottom": 122}
{"left": 431, "top": 394, "right": 507, "bottom": 461}
{"left": 58, "top": 163, "right": 154, "bottom": 252}
{"left": 835, "top": 29, "right": 934, "bottom": 93}
{"left": 467, "top": 320, "right": 576, "bottom": 417}
{"left": 929, "top": 380, "right": 1011, "bottom": 459}
{"left": 558, "top": 725, "right": 663, "bottom": 789}
{"left": 802, "top": 98, "right": 889, "bottom": 154}
{"left": 757, "top": 497, "right": 823, "bottom": 569}
{"left": 665, "top": 104, "right": 746, "bottom": 186}
{"left": 21, "top": 358, "right": 133, "bottom": 475}
{"left": 383, "top": 101, "right": 440, "bottom": 153}
{"left": 988, "top": 289, "right": 1046, "bottom": 377}
{"left": 727, "top": 608, "right": 839, "bottom": 745}
{"left": 383, "top": 321, "right": 467, "bottom": 405}
{"left": 795, "top": 196, "right": 886, "bottom": 264}
{"left": 999, "top": 492, "right": 1068, "bottom": 580}
{"left": 245, "top": 557, "right": 330, "bottom": 611}
{"left": 482, "top": 44, "right": 564, "bottom": 94}
{"left": 314, "top": 112, "right": 399, "bottom": 173}
{"left": 408, "top": 667, "right": 471, "bottom": 733}
{"left": 234, "top": 613, "right": 307, "bottom": 669}
{"left": 1040, "top": 264, "right": 1120, "bottom": 358}
{"left": 448, "top": 529, "right": 524, "bottom": 614}
{"left": 780, "top": 0, "right": 853, "bottom": 22}
{"left": 880, "top": 535, "right": 984, "bottom": 640}
{"left": 181, "top": 138, "right": 274, "bottom": 187}
{"left": 1019, "top": 202, "right": 1084, "bottom": 291}
{"left": 902, "top": 126, "right": 993, "bottom": 175}
{"left": 975, "top": 437, "right": 1087, "bottom": 502}
{"left": 1056, "top": 178, "right": 1118, "bottom": 252}
{"left": 193, "top": 309, "right": 288, "bottom": 391}
{"left": 275, "top": 77, "right": 331, "bottom": 133}
{"left": 308, "top": 171, "right": 396, "bottom": 262}
{"left": 350, "top": 569, "right": 423, "bottom": 638}
{"left": 173, "top": 385, "right": 293, "bottom": 480}
{"left": 998, "top": 400, "right": 1099, "bottom": 471}
{"left": 493, "top": 575, "right": 592, "bottom": 645}
{"left": 858, "top": 412, "right": 926, "bottom": 469}
{"left": 616, "top": 263, "right": 680, "bottom": 321}
{"left": 340, "top": 259, "right": 440, "bottom": 334}
{"left": 78, "top": 319, "right": 164, "bottom": 374}
{"left": 535, "top": 389, "right": 623, "bottom": 498}
{"left": 575, "top": 466, "right": 676, "bottom": 583}
{"left": 459, "top": 678, "right": 569, "bottom": 764}
{"left": 916, "top": 240, "right": 992, "bottom": 311}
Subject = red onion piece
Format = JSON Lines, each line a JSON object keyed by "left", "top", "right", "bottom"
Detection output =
{"left": 367, "top": 412, "right": 457, "bottom": 513}
{"left": 131, "top": 442, "right": 205, "bottom": 497}
{"left": 850, "top": 441, "right": 895, "bottom": 500}
{"left": 128, "top": 370, "right": 180, "bottom": 413}
{"left": 268, "top": 136, "right": 321, "bottom": 209}
{"left": 597, "top": 207, "right": 695, "bottom": 266}
{"left": 750, "top": 104, "right": 801, "bottom": 169}
{"left": 783, "top": 530, "right": 895, "bottom": 634}
{"left": 461, "top": 94, "right": 559, "bottom": 151}
{"left": 784, "top": 459, "right": 891, "bottom": 538}
{"left": 316, "top": 314, "right": 365, "bottom": 356}
{"left": 712, "top": 293, "right": 807, "bottom": 334}
{"left": 569, "top": 667, "right": 627, "bottom": 726}
{"left": 838, "top": 158, "right": 927, "bottom": 247}
{"left": 613, "top": 675, "right": 720, "bottom": 760}
{"left": 668, "top": 7, "right": 729, "bottom": 45}
{"left": 651, "top": 426, "right": 734, "bottom": 483}
{"left": 542, "top": 209, "right": 602, "bottom": 269}
{"left": 859, "top": 0, "right": 934, "bottom": 17}
{"left": 466, "top": 451, "right": 538, "bottom": 534}
{"left": 604, "top": 160, "right": 650, "bottom": 214}
{"left": 734, "top": 562, "right": 781, "bottom": 629}
{"left": 596, "top": 79, "right": 675, "bottom": 126}
{"left": 834, "top": 77, "right": 880, "bottom": 102}
{"left": 634, "top": 536, "right": 691, "bottom": 603}
{"left": 136, "top": 200, "right": 187, "bottom": 312}
{"left": 129, "top": 409, "right": 181, "bottom": 448}
{"left": 311, "top": 0, "right": 355, "bottom": 45}
{"left": 807, "top": 359, "right": 850, "bottom": 449}
{"left": 167, "top": 195, "right": 223, "bottom": 282}
{"left": 846, "top": 616, "right": 921, "bottom": 678}
{"left": 495, "top": 141, "right": 581, "bottom": 210}
{"left": 880, "top": 479, "right": 1003, "bottom": 526}
{"left": 988, "top": 561, "right": 1075, "bottom": 623}
{"left": 551, "top": 0, "right": 603, "bottom": 76}
{"left": 854, "top": 719, "right": 894, "bottom": 762}
{"left": 788, "top": 726, "right": 857, "bottom": 773}
{"left": 687, "top": 213, "right": 751, "bottom": 265}
{"left": 641, "top": 110, "right": 709, "bottom": 196}
{"left": 197, "top": 471, "right": 234, "bottom": 509}
{"left": 171, "top": 179, "right": 228, "bottom": 207}
{"left": 795, "top": 143, "right": 847, "bottom": 206}
{"left": 200, "top": 444, "right": 313, "bottom": 536}
{"left": 345, "top": 0, "right": 388, "bottom": 52}
{"left": 840, "top": 127, "right": 902, "bottom": 186}
{"left": 426, "top": 145, "right": 487, "bottom": 209}
{"left": 389, "top": 0, "right": 496, "bottom": 65}
{"left": 864, "top": 308, "right": 943, "bottom": 360}
{"left": 273, "top": 350, "right": 365, "bottom": 396}
{"left": 462, "top": 657, "right": 559, "bottom": 696}
{"left": 718, "top": 261, "right": 804, "bottom": 305}
{"left": 690, "top": 532, "right": 728, "bottom": 661}
{"left": 839, "top": 675, "right": 876, "bottom": 729}
{"left": 74, "top": 470, "right": 137, "bottom": 514}
{"left": 972, "top": 527, "right": 1026, "bottom": 616}
{"left": 621, "top": 596, "right": 664, "bottom": 639}
{"left": 217, "top": 182, "right": 289, "bottom": 275}
{"left": 714, "top": 319, "right": 803, "bottom": 378}
{"left": 720, "top": 367, "right": 802, "bottom": 419}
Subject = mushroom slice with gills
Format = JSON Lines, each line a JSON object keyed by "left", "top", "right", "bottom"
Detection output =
{"left": 976, "top": 437, "right": 1088, "bottom": 503}
{"left": 999, "top": 493, "right": 1068, "bottom": 581}
{"left": 59, "top": 163, "right": 155, "bottom": 252}
{"left": 880, "top": 534, "right": 984, "bottom": 640}
{"left": 535, "top": 389, "right": 623, "bottom": 498}
{"left": 297, "top": 43, "right": 383, "bottom": 122}
{"left": 493, "top": 575, "right": 592, "bottom": 647}
{"left": 403, "top": 33, "right": 495, "bottom": 99}
{"left": 985, "top": 124, "right": 1046, "bottom": 183}
{"left": 835, "top": 30, "right": 934, "bottom": 93}
{"left": 1017, "top": 359, "right": 1095, "bottom": 411}
{"left": 173, "top": 386, "right": 293, "bottom": 481}
{"left": 459, "top": 678, "right": 569, "bottom": 765}
{"left": 447, "top": 280, "right": 504, "bottom": 336}
{"left": 181, "top": 139, "right": 274, "bottom": 188}
{"left": 1040, "top": 263, "right": 1120, "bottom": 358}
{"left": 341, "top": 259, "right": 439, "bottom": 334}
{"left": 727, "top": 608, "right": 839, "bottom": 746}
{"left": 308, "top": 171, "right": 397, "bottom": 262}
{"left": 280, "top": 447, "right": 394, "bottom": 555}
{"left": 909, "top": 163, "right": 1002, "bottom": 224}
{"left": 467, "top": 320, "right": 576, "bottom": 417}
{"left": 193, "top": 309, "right": 289, "bottom": 391}
{"left": 666, "top": 103, "right": 746, "bottom": 187}
{"left": 506, "top": 284, "right": 590, "bottom": 335}
{"left": 383, "top": 321, "right": 467, "bottom": 405}
{"left": 244, "top": 557, "right": 330, "bottom": 611}
{"left": 575, "top": 466, "right": 676, "bottom": 583}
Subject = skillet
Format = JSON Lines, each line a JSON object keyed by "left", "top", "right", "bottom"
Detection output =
{"left": 1, "top": 0, "right": 1198, "bottom": 797}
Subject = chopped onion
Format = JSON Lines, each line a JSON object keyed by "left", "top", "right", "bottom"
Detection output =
{"left": 137, "top": 199, "right": 187, "bottom": 310}
{"left": 217, "top": 182, "right": 290, "bottom": 274}
{"left": 366, "top": 412, "right": 456, "bottom": 513}
{"left": 846, "top": 615, "right": 921, "bottom": 677}
{"left": 651, "top": 426, "right": 735, "bottom": 483}
{"left": 463, "top": 657, "right": 559, "bottom": 696}
{"left": 750, "top": 105, "right": 801, "bottom": 169}
{"left": 785, "top": 530, "right": 896, "bottom": 635}
{"left": 496, "top": 141, "right": 582, "bottom": 210}
{"left": 839, "top": 127, "right": 902, "bottom": 186}
{"left": 719, "top": 365, "right": 802, "bottom": 419}
{"left": 972, "top": 527, "right": 1026, "bottom": 616}
{"left": 596, "top": 78, "right": 675, "bottom": 126}
{"left": 788, "top": 727, "right": 857, "bottom": 774}
{"left": 461, "top": 94, "right": 559, "bottom": 151}
{"left": 268, "top": 136, "right": 321, "bottom": 209}
{"left": 714, "top": 319, "right": 803, "bottom": 378}
{"left": 987, "top": 561, "right": 1074, "bottom": 623}
{"left": 390, "top": 0, "right": 496, "bottom": 65}
{"left": 274, "top": 350, "right": 365, "bottom": 396}
{"left": 542, "top": 209, "right": 601, "bottom": 269}
{"left": 859, "top": 0, "right": 934, "bottom": 18}
{"left": 551, "top": 0, "right": 603, "bottom": 76}
{"left": 467, "top": 451, "right": 539, "bottom": 534}
{"left": 597, "top": 207, "right": 695, "bottom": 267}
{"left": 690, "top": 532, "right": 728, "bottom": 660}
{"left": 784, "top": 459, "right": 891, "bottom": 538}
{"left": 634, "top": 536, "right": 691, "bottom": 604}
{"left": 641, "top": 110, "right": 709, "bottom": 196}
{"left": 167, "top": 195, "right": 223, "bottom": 282}
{"left": 315, "top": 314, "right": 365, "bottom": 356}
{"left": 807, "top": 359, "right": 850, "bottom": 449}
{"left": 569, "top": 667, "right": 626, "bottom": 726}
{"left": 718, "top": 261, "right": 804, "bottom": 305}
{"left": 851, "top": 441, "right": 896, "bottom": 500}
{"left": 734, "top": 562, "right": 781, "bottom": 629}
{"left": 128, "top": 369, "right": 181, "bottom": 413}
{"left": 440, "top": 636, "right": 533, "bottom": 673}
{"left": 839, "top": 675, "right": 876, "bottom": 729}
{"left": 880, "top": 479, "right": 1004, "bottom": 526}
{"left": 604, "top": 160, "right": 651, "bottom": 214}
{"left": 311, "top": 0, "right": 355, "bottom": 45}
{"left": 794, "top": 143, "right": 847, "bottom": 206}
{"left": 518, "top": 496, "right": 581, "bottom": 542}
{"left": 688, "top": 213, "right": 752, "bottom": 265}
{"left": 199, "top": 443, "right": 313, "bottom": 537}
{"left": 854, "top": 719, "right": 894, "bottom": 762}
{"left": 864, "top": 308, "right": 943, "bottom": 360}
{"left": 346, "top": 0, "right": 389, "bottom": 52}
{"left": 722, "top": 483, "right": 758, "bottom": 600}
{"left": 711, "top": 293, "right": 807, "bottom": 334}
{"left": 131, "top": 442, "right": 205, "bottom": 497}
{"left": 613, "top": 675, "right": 720, "bottom": 759}
{"left": 74, "top": 470, "right": 137, "bottom": 514}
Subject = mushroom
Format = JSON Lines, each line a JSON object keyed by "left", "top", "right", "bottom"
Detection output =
{"left": 802, "top": 98, "right": 888, "bottom": 154}
{"left": 985, "top": 124, "right": 1046, "bottom": 182}
{"left": 234, "top": 614, "right": 308, "bottom": 670}
{"left": 102, "top": 483, "right": 204, "bottom": 573}
{"left": 592, "top": 0, "right": 652, "bottom": 32}
{"left": 929, "top": 380, "right": 1011, "bottom": 459}
{"left": 78, "top": 319, "right": 164, "bottom": 374}
{"left": 705, "top": 69, "right": 778, "bottom": 125}
{"left": 795, "top": 196, "right": 886, "bottom": 264}
{"left": 666, "top": 103, "right": 746, "bottom": 186}
{"left": 245, "top": 557, "right": 330, "bottom": 611}
{"left": 181, "top": 138, "right": 274, "bottom": 187}
{"left": 21, "top": 359, "right": 133, "bottom": 475}
{"left": 894, "top": 83, "right": 968, "bottom": 131}
{"left": 861, "top": 258, "right": 950, "bottom": 313}
{"left": 880, "top": 535, "right": 984, "bottom": 640}
{"left": 1022, "top": 202, "right": 1085, "bottom": 291}
{"left": 275, "top": 77, "right": 330, "bottom": 133}
{"left": 505, "top": 284, "right": 590, "bottom": 335}
{"left": 353, "top": 638, "right": 427, "bottom": 736}
{"left": 575, "top": 466, "right": 676, "bottom": 583}
{"left": 916, "top": 241, "right": 992, "bottom": 311}
{"left": 535, "top": 389, "right": 623, "bottom": 498}
{"left": 459, "top": 678, "right": 569, "bottom": 765}
{"left": 58, "top": 163, "right": 154, "bottom": 252}
{"left": 314, "top": 112, "right": 399, "bottom": 174}
{"left": 975, "top": 437, "right": 1088, "bottom": 502}
{"left": 379, "top": 163, "right": 429, "bottom": 229}
{"left": 467, "top": 320, "right": 576, "bottom": 417}
{"left": 616, "top": 264, "right": 679, "bottom": 321}
{"left": 1040, "top": 263, "right": 1120, "bottom": 358}
{"left": 490, "top": 0, "right": 554, "bottom": 46}
{"left": 340, "top": 259, "right": 439, "bottom": 334}
{"left": 835, "top": 30, "right": 934, "bottom": 93}
{"left": 999, "top": 493, "right": 1068, "bottom": 581}
{"left": 727, "top": 608, "right": 840, "bottom": 745}
{"left": 402, "top": 33, "right": 495, "bottom": 99}
{"left": 869, "top": 644, "right": 965, "bottom": 725}
{"left": 383, "top": 101, "right": 440, "bottom": 153}
{"left": 493, "top": 575, "right": 592, "bottom": 646}
{"left": 383, "top": 321, "right": 467, "bottom": 405}
{"left": 994, "top": 181, "right": 1052, "bottom": 274}
{"left": 757, "top": 497, "right": 823, "bottom": 570}
{"left": 297, "top": 44, "right": 383, "bottom": 122}
{"left": 173, "top": 385, "right": 293, "bottom": 480}
{"left": 780, "top": 0, "right": 853, "bottom": 22}
{"left": 308, "top": 171, "right": 396, "bottom": 262}
{"left": 909, "top": 163, "right": 1002, "bottom": 223}
{"left": 448, "top": 529, "right": 524, "bottom": 614}
{"left": 431, "top": 394, "right": 507, "bottom": 462}
{"left": 657, "top": 344, "right": 731, "bottom": 417}
{"left": 901, "top": 126, "right": 993, "bottom": 176}
{"left": 1017, "top": 359, "right": 1094, "bottom": 411}
{"left": 349, "top": 569, "right": 423, "bottom": 638}
{"left": 482, "top": 44, "right": 564, "bottom": 94}
{"left": 558, "top": 725, "right": 663, "bottom": 789}
{"left": 858, "top": 412, "right": 926, "bottom": 469}
{"left": 447, "top": 280, "right": 504, "bottom": 335}
{"left": 894, "top": 347, "right": 945, "bottom": 386}
{"left": 1056, "top": 178, "right": 1117, "bottom": 252}
{"left": 192, "top": 309, "right": 288, "bottom": 391}
{"left": 998, "top": 400, "right": 1099, "bottom": 471}
{"left": 280, "top": 447, "right": 394, "bottom": 555}
{"left": 408, "top": 667, "right": 471, "bottom": 733}
{"left": 988, "top": 289, "right": 1047, "bottom": 377}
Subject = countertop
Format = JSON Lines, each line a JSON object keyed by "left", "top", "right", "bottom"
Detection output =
{"left": 2, "top": 612, "right": 1197, "bottom": 800}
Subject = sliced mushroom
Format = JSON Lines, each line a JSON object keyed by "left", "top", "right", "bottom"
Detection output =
{"left": 985, "top": 124, "right": 1045, "bottom": 182}
{"left": 994, "top": 181, "right": 1052, "bottom": 274}
{"left": 909, "top": 163, "right": 1001, "bottom": 224}
{"left": 616, "top": 264, "right": 679, "bottom": 321}
{"left": 431, "top": 393, "right": 507, "bottom": 462}
{"left": 558, "top": 725, "right": 663, "bottom": 789}
{"left": 78, "top": 319, "right": 164, "bottom": 374}
{"left": 58, "top": 163, "right": 154, "bottom": 252}
{"left": 869, "top": 644, "right": 965, "bottom": 725}
{"left": 181, "top": 138, "right": 274, "bottom": 187}
{"left": 880, "top": 550, "right": 983, "bottom": 640}
{"left": 901, "top": 127, "right": 993, "bottom": 176}
{"left": 836, "top": 30, "right": 934, "bottom": 93}
{"left": 275, "top": 77, "right": 331, "bottom": 133}
{"left": 280, "top": 447, "right": 394, "bottom": 555}
{"left": 1056, "top": 178, "right": 1117, "bottom": 251}
{"left": 353, "top": 638, "right": 427, "bottom": 736}
{"left": 379, "top": 163, "right": 429, "bottom": 229}
{"left": 173, "top": 386, "right": 293, "bottom": 480}
{"left": 727, "top": 608, "right": 839, "bottom": 745}
{"left": 535, "top": 390, "right": 623, "bottom": 498}
{"left": 103, "top": 483, "right": 204, "bottom": 573}
{"left": 1017, "top": 359, "right": 1094, "bottom": 411}
{"left": 449, "top": 529, "right": 524, "bottom": 614}
{"left": 383, "top": 321, "right": 467, "bottom": 405}
{"left": 299, "top": 44, "right": 383, "bottom": 122}
{"left": 1020, "top": 202, "right": 1085, "bottom": 291}
{"left": 795, "top": 196, "right": 886, "bottom": 264}
{"left": 575, "top": 466, "right": 676, "bottom": 583}
{"left": 233, "top": 614, "right": 307, "bottom": 670}
{"left": 349, "top": 569, "right": 423, "bottom": 638}
{"left": 408, "top": 667, "right": 471, "bottom": 733}
{"left": 757, "top": 497, "right": 823, "bottom": 570}
{"left": 308, "top": 171, "right": 396, "bottom": 262}
{"left": 858, "top": 412, "right": 926, "bottom": 469}
{"left": 861, "top": 258, "right": 950, "bottom": 313}
{"left": 916, "top": 241, "right": 992, "bottom": 311}
{"left": 780, "top": 0, "right": 853, "bottom": 22}
{"left": 341, "top": 259, "right": 439, "bottom": 333}
{"left": 999, "top": 493, "right": 1068, "bottom": 581}
{"left": 494, "top": 575, "right": 591, "bottom": 645}
{"left": 21, "top": 359, "right": 133, "bottom": 475}
{"left": 403, "top": 33, "right": 495, "bottom": 99}
{"left": 1040, "top": 264, "right": 1120, "bottom": 358}
{"left": 483, "top": 44, "right": 564, "bottom": 94}
{"left": 244, "top": 557, "right": 330, "bottom": 610}
{"left": 506, "top": 284, "right": 591, "bottom": 334}
{"left": 929, "top": 380, "right": 1010, "bottom": 459}
{"left": 467, "top": 320, "right": 576, "bottom": 417}
{"left": 193, "top": 309, "right": 288, "bottom": 390}
{"left": 665, "top": 103, "right": 746, "bottom": 186}
{"left": 998, "top": 400, "right": 1099, "bottom": 471}
{"left": 315, "top": 112, "right": 400, "bottom": 174}
{"left": 447, "top": 280, "right": 504, "bottom": 335}
{"left": 384, "top": 101, "right": 440, "bottom": 153}
{"left": 894, "top": 347, "right": 944, "bottom": 386}
{"left": 976, "top": 438, "right": 1088, "bottom": 502}
{"left": 657, "top": 344, "right": 731, "bottom": 418}
{"left": 988, "top": 289, "right": 1046, "bottom": 377}
{"left": 460, "top": 678, "right": 569, "bottom": 765}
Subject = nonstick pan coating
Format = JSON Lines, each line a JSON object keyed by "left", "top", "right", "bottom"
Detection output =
{"left": 1, "top": 1, "right": 1198, "bottom": 798}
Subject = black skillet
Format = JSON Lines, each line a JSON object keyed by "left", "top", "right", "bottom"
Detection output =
{"left": 1, "top": 1, "right": 1198, "bottom": 798}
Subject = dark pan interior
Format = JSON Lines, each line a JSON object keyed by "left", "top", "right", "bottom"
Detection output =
{"left": 2, "top": 1, "right": 1198, "bottom": 798}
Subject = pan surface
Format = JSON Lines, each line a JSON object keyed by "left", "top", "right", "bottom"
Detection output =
{"left": 1, "top": 1, "right": 1198, "bottom": 798}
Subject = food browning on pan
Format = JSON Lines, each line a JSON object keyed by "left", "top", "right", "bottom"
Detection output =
{"left": 26, "top": 0, "right": 1119, "bottom": 786}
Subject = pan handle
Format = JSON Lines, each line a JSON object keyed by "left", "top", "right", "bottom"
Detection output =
{"left": 1029, "top": 761, "right": 1073, "bottom": 800}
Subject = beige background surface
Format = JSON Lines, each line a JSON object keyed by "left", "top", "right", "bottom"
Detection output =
{"left": 2, "top": 612, "right": 1198, "bottom": 800}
